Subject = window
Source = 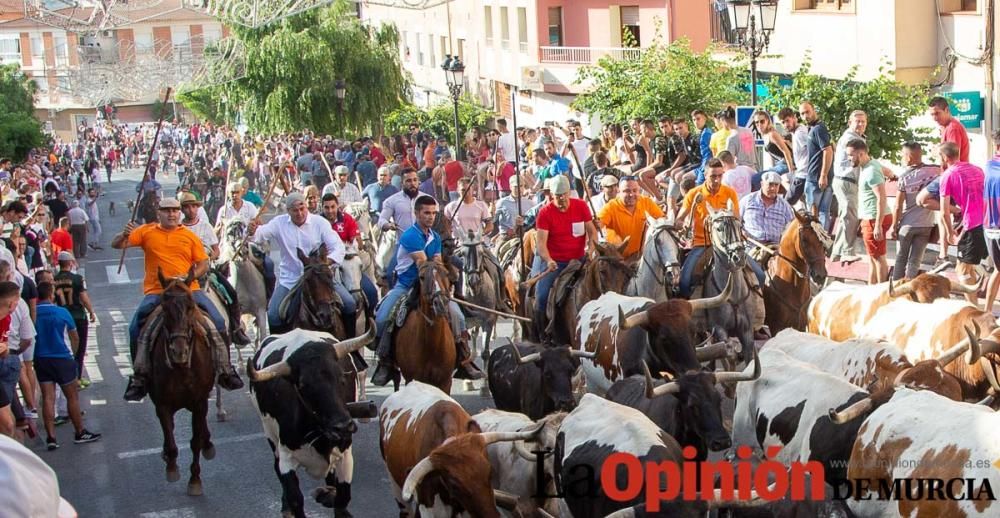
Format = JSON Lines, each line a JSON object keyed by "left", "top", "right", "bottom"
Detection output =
{"left": 172, "top": 26, "right": 191, "bottom": 57}
{"left": 54, "top": 35, "right": 68, "bottom": 67}
{"left": 401, "top": 30, "right": 409, "bottom": 61}
{"left": 33, "top": 74, "right": 48, "bottom": 94}
{"left": 0, "top": 37, "right": 20, "bottom": 64}
{"left": 807, "top": 0, "right": 854, "bottom": 11}
{"left": 964, "top": 0, "right": 979, "bottom": 10}
{"left": 416, "top": 33, "right": 423, "bottom": 66}
{"left": 456, "top": 38, "right": 465, "bottom": 62}
{"left": 548, "top": 7, "right": 563, "bottom": 46}
{"left": 440, "top": 35, "right": 447, "bottom": 61}
{"left": 621, "top": 6, "right": 640, "bottom": 47}
{"left": 500, "top": 7, "right": 510, "bottom": 50}
{"left": 30, "top": 35, "right": 44, "bottom": 65}
{"left": 484, "top": 6, "right": 493, "bottom": 47}
{"left": 428, "top": 34, "right": 435, "bottom": 67}
{"left": 203, "top": 25, "right": 223, "bottom": 45}
{"left": 517, "top": 7, "right": 528, "bottom": 53}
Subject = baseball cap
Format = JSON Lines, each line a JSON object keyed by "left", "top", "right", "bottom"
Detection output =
{"left": 600, "top": 175, "right": 619, "bottom": 187}
{"left": 57, "top": 251, "right": 74, "bottom": 262}
{"left": 179, "top": 192, "right": 202, "bottom": 205}
{"left": 546, "top": 175, "right": 571, "bottom": 195}
{"left": 761, "top": 171, "right": 783, "bottom": 185}
{"left": 159, "top": 198, "right": 181, "bottom": 209}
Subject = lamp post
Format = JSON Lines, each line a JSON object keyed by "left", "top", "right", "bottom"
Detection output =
{"left": 334, "top": 79, "right": 346, "bottom": 133}
{"left": 727, "top": 0, "right": 778, "bottom": 107}
{"left": 441, "top": 54, "right": 465, "bottom": 160}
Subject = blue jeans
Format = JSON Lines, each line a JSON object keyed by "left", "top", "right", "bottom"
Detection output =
{"left": 266, "top": 280, "right": 357, "bottom": 330}
{"left": 679, "top": 247, "right": 708, "bottom": 298}
{"left": 0, "top": 355, "right": 21, "bottom": 410}
{"left": 263, "top": 256, "right": 275, "bottom": 288}
{"left": 375, "top": 285, "right": 465, "bottom": 339}
{"left": 752, "top": 161, "right": 789, "bottom": 192}
{"left": 530, "top": 256, "right": 570, "bottom": 315}
{"left": 804, "top": 181, "right": 834, "bottom": 231}
{"left": 267, "top": 284, "right": 291, "bottom": 330}
{"left": 128, "top": 290, "right": 227, "bottom": 352}
{"left": 360, "top": 274, "right": 378, "bottom": 314}
{"left": 334, "top": 280, "right": 357, "bottom": 320}
{"left": 747, "top": 255, "right": 766, "bottom": 287}
{"left": 383, "top": 246, "right": 399, "bottom": 286}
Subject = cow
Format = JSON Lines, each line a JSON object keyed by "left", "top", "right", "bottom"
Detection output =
{"left": 602, "top": 357, "right": 760, "bottom": 462}
{"left": 247, "top": 326, "right": 376, "bottom": 518}
{"left": 487, "top": 342, "right": 595, "bottom": 420}
{"left": 765, "top": 328, "right": 978, "bottom": 400}
{"left": 859, "top": 298, "right": 1000, "bottom": 400}
{"left": 807, "top": 272, "right": 975, "bottom": 341}
{"left": 379, "top": 381, "right": 541, "bottom": 517}
{"left": 575, "top": 275, "right": 734, "bottom": 395}
{"left": 472, "top": 409, "right": 567, "bottom": 517}
{"left": 845, "top": 388, "right": 1000, "bottom": 517}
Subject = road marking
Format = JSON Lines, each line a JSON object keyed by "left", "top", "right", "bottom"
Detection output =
{"left": 117, "top": 432, "right": 265, "bottom": 459}
{"left": 140, "top": 507, "right": 196, "bottom": 518}
{"left": 106, "top": 265, "right": 131, "bottom": 284}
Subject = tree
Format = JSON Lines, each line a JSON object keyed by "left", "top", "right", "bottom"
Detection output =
{"left": 384, "top": 96, "right": 496, "bottom": 141}
{"left": 761, "top": 56, "right": 931, "bottom": 162}
{"left": 0, "top": 64, "right": 47, "bottom": 162}
{"left": 177, "top": 0, "right": 410, "bottom": 135}
{"left": 572, "top": 36, "right": 748, "bottom": 123}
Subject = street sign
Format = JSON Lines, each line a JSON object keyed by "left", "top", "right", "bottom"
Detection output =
{"left": 943, "top": 91, "right": 984, "bottom": 130}
{"left": 736, "top": 106, "right": 765, "bottom": 145}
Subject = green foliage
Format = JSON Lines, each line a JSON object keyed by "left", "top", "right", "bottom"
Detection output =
{"left": 384, "top": 96, "right": 496, "bottom": 141}
{"left": 0, "top": 64, "right": 46, "bottom": 162}
{"left": 572, "top": 37, "right": 748, "bottom": 123}
{"left": 179, "top": 0, "right": 410, "bottom": 135}
{"left": 761, "top": 56, "right": 931, "bottom": 162}
{"left": 150, "top": 99, "right": 179, "bottom": 123}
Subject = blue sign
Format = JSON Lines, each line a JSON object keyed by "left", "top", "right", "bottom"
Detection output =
{"left": 736, "top": 106, "right": 765, "bottom": 146}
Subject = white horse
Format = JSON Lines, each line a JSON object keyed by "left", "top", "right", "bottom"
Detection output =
{"left": 375, "top": 226, "right": 399, "bottom": 285}
{"left": 218, "top": 218, "right": 269, "bottom": 348}
{"left": 626, "top": 216, "right": 682, "bottom": 303}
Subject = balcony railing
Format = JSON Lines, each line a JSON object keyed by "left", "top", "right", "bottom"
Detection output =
{"left": 710, "top": 8, "right": 739, "bottom": 45}
{"left": 539, "top": 46, "right": 642, "bottom": 65}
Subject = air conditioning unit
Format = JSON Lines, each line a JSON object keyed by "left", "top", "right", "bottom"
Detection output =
{"left": 520, "top": 66, "right": 544, "bottom": 91}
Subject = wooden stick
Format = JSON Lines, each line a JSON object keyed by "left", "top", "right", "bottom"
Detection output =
{"left": 519, "top": 267, "right": 554, "bottom": 291}
{"left": 449, "top": 296, "right": 533, "bottom": 323}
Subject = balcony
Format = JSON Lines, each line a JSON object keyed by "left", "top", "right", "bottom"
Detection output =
{"left": 710, "top": 8, "right": 739, "bottom": 46}
{"left": 539, "top": 46, "right": 642, "bottom": 65}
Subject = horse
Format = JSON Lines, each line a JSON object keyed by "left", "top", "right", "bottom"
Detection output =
{"left": 394, "top": 261, "right": 457, "bottom": 394}
{"left": 375, "top": 227, "right": 399, "bottom": 288}
{"left": 454, "top": 229, "right": 503, "bottom": 367}
{"left": 498, "top": 229, "right": 537, "bottom": 341}
{"left": 762, "top": 211, "right": 831, "bottom": 333}
{"left": 627, "top": 216, "right": 683, "bottom": 303}
{"left": 283, "top": 244, "right": 347, "bottom": 340}
{"left": 339, "top": 245, "right": 371, "bottom": 338}
{"left": 218, "top": 218, "right": 269, "bottom": 348}
{"left": 343, "top": 201, "right": 379, "bottom": 284}
{"left": 146, "top": 268, "right": 217, "bottom": 497}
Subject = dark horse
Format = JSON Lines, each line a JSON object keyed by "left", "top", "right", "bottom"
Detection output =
{"left": 138, "top": 188, "right": 159, "bottom": 224}
{"left": 147, "top": 267, "right": 217, "bottom": 496}
{"left": 274, "top": 244, "right": 347, "bottom": 340}
{"left": 763, "top": 211, "right": 831, "bottom": 333}
{"left": 395, "top": 261, "right": 456, "bottom": 394}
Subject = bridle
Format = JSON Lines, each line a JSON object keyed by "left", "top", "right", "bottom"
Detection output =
{"left": 639, "top": 223, "right": 681, "bottom": 295}
{"left": 300, "top": 260, "right": 336, "bottom": 327}
{"left": 705, "top": 211, "right": 746, "bottom": 269}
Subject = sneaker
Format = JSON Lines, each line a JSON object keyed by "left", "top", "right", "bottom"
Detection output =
{"left": 54, "top": 416, "right": 69, "bottom": 426}
{"left": 79, "top": 379, "right": 92, "bottom": 389}
{"left": 24, "top": 409, "right": 38, "bottom": 419}
{"left": 74, "top": 429, "right": 101, "bottom": 444}
{"left": 46, "top": 437, "right": 59, "bottom": 450}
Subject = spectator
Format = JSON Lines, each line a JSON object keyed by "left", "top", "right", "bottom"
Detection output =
{"left": 939, "top": 141, "right": 987, "bottom": 304}
{"left": 67, "top": 201, "right": 89, "bottom": 259}
{"left": 891, "top": 142, "right": 939, "bottom": 281}
{"left": 50, "top": 217, "right": 73, "bottom": 258}
{"left": 846, "top": 139, "right": 890, "bottom": 284}
{"left": 718, "top": 150, "right": 754, "bottom": 199}
{"left": 53, "top": 251, "right": 96, "bottom": 387}
{"left": 799, "top": 101, "right": 835, "bottom": 230}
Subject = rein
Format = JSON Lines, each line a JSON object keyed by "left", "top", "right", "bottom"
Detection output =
{"left": 639, "top": 225, "right": 682, "bottom": 296}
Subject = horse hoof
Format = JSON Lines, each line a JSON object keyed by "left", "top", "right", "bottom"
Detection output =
{"left": 479, "top": 385, "right": 491, "bottom": 398}
{"left": 166, "top": 469, "right": 180, "bottom": 483}
{"left": 187, "top": 481, "right": 203, "bottom": 496}
{"left": 463, "top": 380, "right": 477, "bottom": 392}
{"left": 359, "top": 417, "right": 371, "bottom": 424}
{"left": 203, "top": 444, "right": 216, "bottom": 460}
{"left": 216, "top": 412, "right": 228, "bottom": 422}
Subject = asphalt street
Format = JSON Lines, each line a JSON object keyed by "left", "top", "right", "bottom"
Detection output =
{"left": 36, "top": 168, "right": 503, "bottom": 518}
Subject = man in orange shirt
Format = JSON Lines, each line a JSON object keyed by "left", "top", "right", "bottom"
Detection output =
{"left": 50, "top": 217, "right": 73, "bottom": 257}
{"left": 675, "top": 158, "right": 740, "bottom": 297}
{"left": 111, "top": 197, "right": 242, "bottom": 401}
{"left": 598, "top": 176, "right": 665, "bottom": 260}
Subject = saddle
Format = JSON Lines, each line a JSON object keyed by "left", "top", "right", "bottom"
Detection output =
{"left": 545, "top": 259, "right": 584, "bottom": 324}
{"left": 205, "top": 271, "right": 233, "bottom": 306}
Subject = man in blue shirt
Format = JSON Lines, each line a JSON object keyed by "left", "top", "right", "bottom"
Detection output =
{"left": 370, "top": 194, "right": 484, "bottom": 386}
{"left": 362, "top": 166, "right": 399, "bottom": 218}
{"left": 800, "top": 101, "right": 834, "bottom": 231}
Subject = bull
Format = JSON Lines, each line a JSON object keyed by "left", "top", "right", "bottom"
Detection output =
{"left": 487, "top": 342, "right": 595, "bottom": 420}
{"left": 248, "top": 326, "right": 376, "bottom": 518}
{"left": 379, "top": 381, "right": 541, "bottom": 517}
{"left": 575, "top": 275, "right": 733, "bottom": 395}
{"left": 807, "top": 272, "right": 975, "bottom": 341}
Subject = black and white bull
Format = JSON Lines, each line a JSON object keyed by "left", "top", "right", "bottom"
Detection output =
{"left": 487, "top": 342, "right": 595, "bottom": 420}
{"left": 248, "top": 326, "right": 376, "bottom": 518}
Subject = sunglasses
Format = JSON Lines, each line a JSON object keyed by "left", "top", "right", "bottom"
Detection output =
{"left": 619, "top": 175, "right": 638, "bottom": 181}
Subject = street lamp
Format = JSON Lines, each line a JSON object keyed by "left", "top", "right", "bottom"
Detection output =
{"left": 728, "top": 0, "right": 778, "bottom": 107}
{"left": 441, "top": 54, "right": 465, "bottom": 160}
{"left": 334, "top": 79, "right": 346, "bottom": 133}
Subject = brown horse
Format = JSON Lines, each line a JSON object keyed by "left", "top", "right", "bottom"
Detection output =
{"left": 147, "top": 267, "right": 217, "bottom": 496}
{"left": 500, "top": 229, "right": 537, "bottom": 340}
{"left": 280, "top": 244, "right": 347, "bottom": 339}
{"left": 395, "top": 261, "right": 457, "bottom": 394}
{"left": 763, "top": 210, "right": 831, "bottom": 333}
{"left": 547, "top": 240, "right": 632, "bottom": 347}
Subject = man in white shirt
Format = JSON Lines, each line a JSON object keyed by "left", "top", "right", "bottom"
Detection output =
{"left": 324, "top": 165, "right": 363, "bottom": 205}
{"left": 496, "top": 119, "right": 517, "bottom": 164}
{"left": 218, "top": 182, "right": 258, "bottom": 224}
{"left": 779, "top": 107, "right": 811, "bottom": 206}
{"left": 590, "top": 174, "right": 619, "bottom": 217}
{"left": 718, "top": 150, "right": 754, "bottom": 199}
{"left": 85, "top": 188, "right": 102, "bottom": 251}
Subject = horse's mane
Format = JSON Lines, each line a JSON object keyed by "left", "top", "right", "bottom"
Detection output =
{"left": 418, "top": 261, "right": 450, "bottom": 294}
{"left": 160, "top": 280, "right": 208, "bottom": 343}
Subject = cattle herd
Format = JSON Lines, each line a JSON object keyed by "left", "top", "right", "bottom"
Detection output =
{"left": 243, "top": 271, "right": 1000, "bottom": 518}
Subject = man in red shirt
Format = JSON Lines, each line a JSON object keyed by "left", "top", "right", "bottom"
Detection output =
{"left": 929, "top": 96, "right": 970, "bottom": 162}
{"left": 50, "top": 217, "right": 73, "bottom": 258}
{"left": 441, "top": 151, "right": 465, "bottom": 200}
{"left": 531, "top": 175, "right": 599, "bottom": 329}
{"left": 320, "top": 192, "right": 378, "bottom": 321}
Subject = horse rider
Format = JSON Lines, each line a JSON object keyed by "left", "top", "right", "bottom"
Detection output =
{"left": 179, "top": 192, "right": 252, "bottom": 346}
{"left": 674, "top": 158, "right": 741, "bottom": 298}
{"left": 246, "top": 193, "right": 359, "bottom": 338}
{"left": 493, "top": 175, "right": 533, "bottom": 246}
{"left": 597, "top": 176, "right": 666, "bottom": 261}
{"left": 361, "top": 166, "right": 399, "bottom": 221}
{"left": 217, "top": 182, "right": 276, "bottom": 296}
{"left": 113, "top": 197, "right": 243, "bottom": 402}
{"left": 739, "top": 171, "right": 795, "bottom": 286}
{"left": 377, "top": 167, "right": 422, "bottom": 285}
{"left": 530, "top": 175, "right": 600, "bottom": 332}
{"left": 321, "top": 192, "right": 378, "bottom": 316}
{"left": 370, "top": 194, "right": 485, "bottom": 386}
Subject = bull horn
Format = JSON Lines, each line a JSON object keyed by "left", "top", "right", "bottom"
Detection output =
{"left": 535, "top": 509, "right": 557, "bottom": 518}
{"left": 481, "top": 422, "right": 544, "bottom": 446}
{"left": 619, "top": 305, "right": 649, "bottom": 330}
{"left": 979, "top": 357, "right": 1000, "bottom": 395}
{"left": 689, "top": 272, "right": 734, "bottom": 311}
{"left": 828, "top": 397, "right": 873, "bottom": 424}
{"left": 976, "top": 393, "right": 996, "bottom": 406}
{"left": 493, "top": 489, "right": 519, "bottom": 510}
{"left": 715, "top": 348, "right": 762, "bottom": 384}
{"left": 570, "top": 349, "right": 598, "bottom": 359}
{"left": 401, "top": 456, "right": 436, "bottom": 502}
{"left": 937, "top": 323, "right": 980, "bottom": 367}
{"left": 511, "top": 344, "right": 542, "bottom": 365}
{"left": 888, "top": 278, "right": 913, "bottom": 299}
{"left": 247, "top": 360, "right": 291, "bottom": 382}
{"left": 602, "top": 508, "right": 637, "bottom": 518}
{"left": 950, "top": 276, "right": 983, "bottom": 294}
{"left": 696, "top": 342, "right": 732, "bottom": 362}
{"left": 512, "top": 437, "right": 538, "bottom": 461}
{"left": 642, "top": 361, "right": 681, "bottom": 398}
{"left": 929, "top": 261, "right": 952, "bottom": 275}
{"left": 333, "top": 320, "right": 377, "bottom": 360}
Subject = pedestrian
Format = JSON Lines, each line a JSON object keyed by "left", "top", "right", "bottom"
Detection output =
{"left": 33, "top": 281, "right": 100, "bottom": 450}
{"left": 85, "top": 187, "right": 102, "bottom": 251}
{"left": 67, "top": 201, "right": 89, "bottom": 259}
{"left": 891, "top": 142, "right": 940, "bottom": 281}
{"left": 799, "top": 101, "right": 835, "bottom": 230}
{"left": 0, "top": 280, "right": 22, "bottom": 439}
{"left": 939, "top": 141, "right": 987, "bottom": 304}
{"left": 929, "top": 96, "right": 970, "bottom": 162}
{"left": 845, "top": 139, "right": 890, "bottom": 284}
{"left": 50, "top": 217, "right": 73, "bottom": 258}
{"left": 718, "top": 150, "right": 754, "bottom": 199}
{"left": 830, "top": 110, "right": 868, "bottom": 263}
{"left": 981, "top": 131, "right": 1000, "bottom": 312}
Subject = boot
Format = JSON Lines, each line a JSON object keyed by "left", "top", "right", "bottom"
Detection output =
{"left": 370, "top": 330, "right": 397, "bottom": 387}
{"left": 215, "top": 332, "right": 245, "bottom": 390}
{"left": 453, "top": 334, "right": 485, "bottom": 380}
{"left": 123, "top": 376, "right": 147, "bottom": 402}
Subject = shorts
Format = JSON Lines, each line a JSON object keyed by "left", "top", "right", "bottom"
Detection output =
{"left": 0, "top": 356, "right": 19, "bottom": 408}
{"left": 861, "top": 216, "right": 893, "bottom": 258}
{"left": 985, "top": 228, "right": 1000, "bottom": 269}
{"left": 652, "top": 163, "right": 669, "bottom": 174}
{"left": 958, "top": 225, "right": 988, "bottom": 265}
{"left": 19, "top": 342, "right": 33, "bottom": 362}
{"left": 34, "top": 357, "right": 77, "bottom": 386}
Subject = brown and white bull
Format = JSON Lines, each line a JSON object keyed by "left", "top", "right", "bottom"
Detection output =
{"left": 844, "top": 388, "right": 1000, "bottom": 517}
{"left": 807, "top": 273, "right": 974, "bottom": 341}
{"left": 859, "top": 298, "right": 1000, "bottom": 400}
{"left": 574, "top": 276, "right": 733, "bottom": 395}
{"left": 379, "top": 381, "right": 540, "bottom": 517}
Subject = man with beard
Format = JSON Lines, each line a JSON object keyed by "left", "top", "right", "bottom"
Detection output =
{"left": 378, "top": 168, "right": 422, "bottom": 286}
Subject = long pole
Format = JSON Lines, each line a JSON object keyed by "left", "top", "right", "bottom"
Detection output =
{"left": 117, "top": 87, "right": 172, "bottom": 274}
{"left": 566, "top": 141, "right": 603, "bottom": 238}
{"left": 510, "top": 88, "right": 525, "bottom": 278}
{"left": 452, "top": 94, "right": 463, "bottom": 161}
{"left": 749, "top": 14, "right": 758, "bottom": 108}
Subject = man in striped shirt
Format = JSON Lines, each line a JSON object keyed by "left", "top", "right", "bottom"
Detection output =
{"left": 740, "top": 171, "right": 796, "bottom": 285}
